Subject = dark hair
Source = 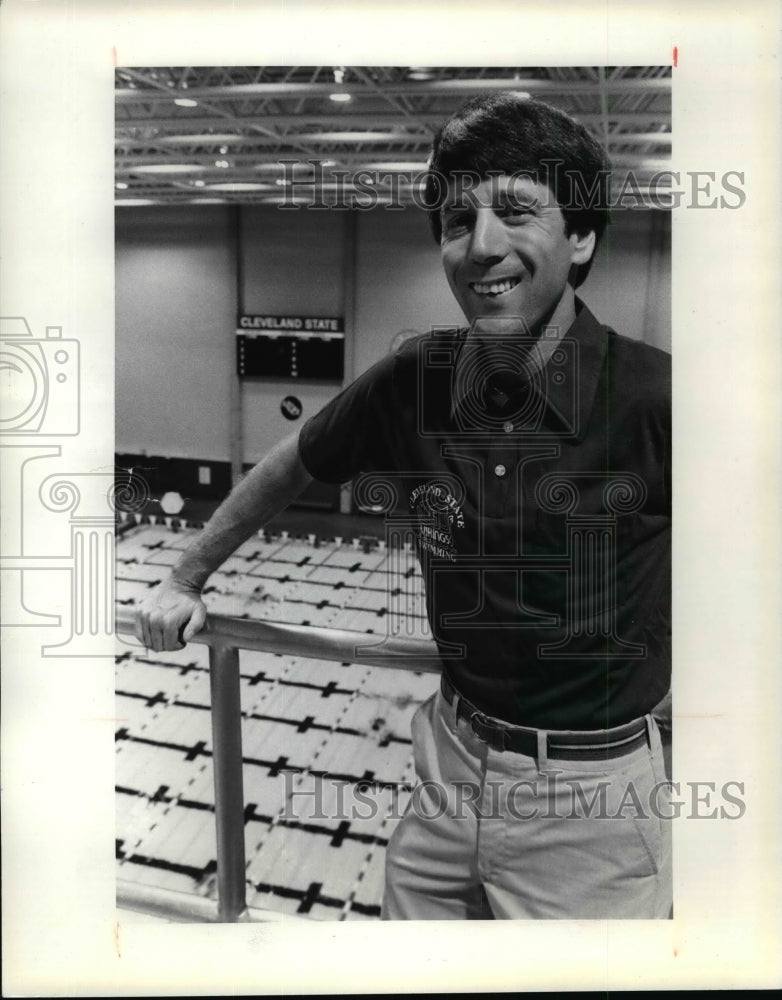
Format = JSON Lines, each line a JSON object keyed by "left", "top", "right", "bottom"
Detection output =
{"left": 424, "top": 93, "right": 611, "bottom": 286}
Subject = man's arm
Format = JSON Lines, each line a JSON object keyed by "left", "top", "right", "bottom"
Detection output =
{"left": 134, "top": 429, "right": 313, "bottom": 651}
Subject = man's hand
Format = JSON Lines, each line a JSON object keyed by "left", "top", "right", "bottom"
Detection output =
{"left": 130, "top": 430, "right": 312, "bottom": 652}
{"left": 134, "top": 576, "right": 207, "bottom": 652}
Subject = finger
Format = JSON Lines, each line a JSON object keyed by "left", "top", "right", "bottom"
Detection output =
{"left": 138, "top": 607, "right": 153, "bottom": 649}
{"left": 148, "top": 611, "right": 166, "bottom": 652}
{"left": 162, "top": 611, "right": 187, "bottom": 651}
{"left": 182, "top": 603, "right": 207, "bottom": 642}
{"left": 133, "top": 607, "right": 145, "bottom": 645}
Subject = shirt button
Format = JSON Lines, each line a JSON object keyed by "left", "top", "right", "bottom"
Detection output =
{"left": 495, "top": 464, "right": 506, "bottom": 477}
{"left": 503, "top": 421, "right": 514, "bottom": 433}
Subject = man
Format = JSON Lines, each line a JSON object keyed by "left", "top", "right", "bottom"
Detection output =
{"left": 136, "top": 93, "right": 672, "bottom": 920}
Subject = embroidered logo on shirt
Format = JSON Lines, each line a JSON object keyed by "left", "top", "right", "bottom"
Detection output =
{"left": 409, "top": 482, "right": 465, "bottom": 561}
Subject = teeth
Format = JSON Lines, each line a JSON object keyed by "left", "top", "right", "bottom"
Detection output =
{"left": 470, "top": 278, "right": 519, "bottom": 296}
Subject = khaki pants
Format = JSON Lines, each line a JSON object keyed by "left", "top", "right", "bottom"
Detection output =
{"left": 382, "top": 689, "right": 672, "bottom": 920}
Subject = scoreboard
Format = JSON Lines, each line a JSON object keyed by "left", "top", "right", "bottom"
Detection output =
{"left": 236, "top": 314, "right": 344, "bottom": 381}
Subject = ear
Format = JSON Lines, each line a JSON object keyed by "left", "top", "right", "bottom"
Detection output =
{"left": 569, "top": 229, "right": 596, "bottom": 266}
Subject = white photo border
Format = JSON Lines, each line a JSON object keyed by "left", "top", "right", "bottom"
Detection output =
{"left": 1, "top": 0, "right": 780, "bottom": 994}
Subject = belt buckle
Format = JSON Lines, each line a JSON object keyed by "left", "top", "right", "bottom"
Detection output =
{"left": 470, "top": 710, "right": 509, "bottom": 752}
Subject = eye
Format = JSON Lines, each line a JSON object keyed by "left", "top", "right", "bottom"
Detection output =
{"left": 500, "top": 204, "right": 534, "bottom": 222}
{"left": 442, "top": 212, "right": 472, "bottom": 236}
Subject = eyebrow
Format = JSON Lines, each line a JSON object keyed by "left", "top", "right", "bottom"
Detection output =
{"left": 497, "top": 186, "right": 541, "bottom": 210}
{"left": 440, "top": 187, "right": 541, "bottom": 216}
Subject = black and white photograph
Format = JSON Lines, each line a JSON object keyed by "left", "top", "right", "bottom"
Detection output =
{"left": 113, "top": 63, "right": 674, "bottom": 925}
{"left": 1, "top": 1, "right": 780, "bottom": 995}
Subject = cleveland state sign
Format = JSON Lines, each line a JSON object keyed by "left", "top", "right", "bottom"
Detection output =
{"left": 238, "top": 314, "right": 344, "bottom": 334}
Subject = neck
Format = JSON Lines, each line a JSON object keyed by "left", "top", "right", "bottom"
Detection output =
{"left": 541, "top": 283, "right": 577, "bottom": 338}
{"left": 466, "top": 286, "right": 578, "bottom": 376}
{"left": 531, "top": 286, "right": 577, "bottom": 372}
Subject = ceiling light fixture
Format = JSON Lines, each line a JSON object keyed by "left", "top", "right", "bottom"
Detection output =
{"left": 206, "top": 182, "right": 274, "bottom": 192}
{"left": 407, "top": 67, "right": 436, "bottom": 81}
{"left": 329, "top": 92, "right": 352, "bottom": 103}
{"left": 300, "top": 131, "right": 401, "bottom": 143}
{"left": 367, "top": 161, "right": 429, "bottom": 172}
{"left": 260, "top": 195, "right": 312, "bottom": 206}
{"left": 158, "top": 134, "right": 239, "bottom": 145}
{"left": 115, "top": 181, "right": 128, "bottom": 189}
{"left": 131, "top": 164, "right": 205, "bottom": 174}
{"left": 174, "top": 97, "right": 198, "bottom": 108}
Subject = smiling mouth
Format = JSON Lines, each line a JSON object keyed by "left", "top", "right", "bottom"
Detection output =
{"left": 469, "top": 277, "right": 521, "bottom": 297}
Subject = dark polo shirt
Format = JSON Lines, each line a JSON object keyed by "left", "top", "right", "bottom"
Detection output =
{"left": 298, "top": 301, "right": 671, "bottom": 729}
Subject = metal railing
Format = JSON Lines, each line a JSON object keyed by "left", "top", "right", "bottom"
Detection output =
{"left": 114, "top": 606, "right": 440, "bottom": 922}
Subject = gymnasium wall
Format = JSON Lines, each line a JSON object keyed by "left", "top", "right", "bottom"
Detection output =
{"left": 115, "top": 205, "right": 236, "bottom": 461}
{"left": 238, "top": 204, "right": 350, "bottom": 467}
{"left": 115, "top": 203, "right": 671, "bottom": 494}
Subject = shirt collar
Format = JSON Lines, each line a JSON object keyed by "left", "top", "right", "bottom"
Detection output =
{"left": 448, "top": 298, "right": 608, "bottom": 441}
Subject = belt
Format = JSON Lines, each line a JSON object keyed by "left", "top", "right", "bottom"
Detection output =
{"left": 440, "top": 673, "right": 649, "bottom": 761}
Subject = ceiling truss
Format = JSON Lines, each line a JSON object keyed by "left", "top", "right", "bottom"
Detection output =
{"left": 115, "top": 65, "right": 672, "bottom": 207}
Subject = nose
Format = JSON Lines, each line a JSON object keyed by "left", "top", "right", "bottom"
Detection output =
{"left": 469, "top": 209, "right": 509, "bottom": 266}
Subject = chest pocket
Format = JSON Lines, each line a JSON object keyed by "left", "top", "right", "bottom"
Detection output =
{"left": 520, "top": 500, "right": 627, "bottom": 623}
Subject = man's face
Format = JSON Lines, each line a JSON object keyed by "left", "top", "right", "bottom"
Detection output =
{"left": 439, "top": 174, "right": 595, "bottom": 335}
